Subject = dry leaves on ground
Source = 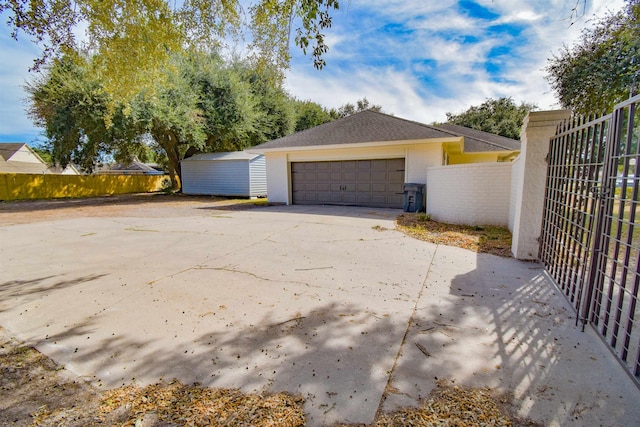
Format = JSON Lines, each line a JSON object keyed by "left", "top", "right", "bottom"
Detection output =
{"left": 1, "top": 332, "right": 541, "bottom": 427}
{"left": 375, "top": 384, "right": 513, "bottom": 427}
{"left": 396, "top": 213, "right": 513, "bottom": 257}
{"left": 98, "top": 381, "right": 305, "bottom": 426}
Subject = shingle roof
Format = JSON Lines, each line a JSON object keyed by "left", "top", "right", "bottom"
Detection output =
{"left": 435, "top": 123, "right": 520, "bottom": 152}
{"left": 0, "top": 160, "right": 50, "bottom": 174}
{"left": 0, "top": 143, "right": 28, "bottom": 161}
{"left": 251, "top": 110, "right": 458, "bottom": 150}
{"left": 250, "top": 110, "right": 520, "bottom": 153}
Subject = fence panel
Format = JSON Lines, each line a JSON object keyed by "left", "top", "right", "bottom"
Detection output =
{"left": 0, "top": 173, "right": 171, "bottom": 201}
{"left": 539, "top": 94, "right": 640, "bottom": 384}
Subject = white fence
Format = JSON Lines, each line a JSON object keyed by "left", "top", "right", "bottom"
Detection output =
{"left": 426, "top": 162, "right": 512, "bottom": 226}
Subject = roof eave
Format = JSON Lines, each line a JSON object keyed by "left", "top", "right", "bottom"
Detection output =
{"left": 247, "top": 137, "right": 463, "bottom": 154}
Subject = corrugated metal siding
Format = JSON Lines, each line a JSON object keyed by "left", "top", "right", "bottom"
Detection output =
{"left": 249, "top": 155, "right": 267, "bottom": 197}
{"left": 182, "top": 159, "right": 251, "bottom": 196}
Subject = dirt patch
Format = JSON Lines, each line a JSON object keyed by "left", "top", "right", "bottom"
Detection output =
{"left": 0, "top": 193, "right": 268, "bottom": 226}
{"left": 396, "top": 213, "right": 513, "bottom": 257}
{"left": 0, "top": 332, "right": 101, "bottom": 426}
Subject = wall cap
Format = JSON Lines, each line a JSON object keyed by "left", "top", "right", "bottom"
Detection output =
{"left": 523, "top": 110, "right": 572, "bottom": 129}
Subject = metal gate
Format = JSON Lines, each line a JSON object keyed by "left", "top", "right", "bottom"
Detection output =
{"left": 539, "top": 94, "right": 640, "bottom": 385}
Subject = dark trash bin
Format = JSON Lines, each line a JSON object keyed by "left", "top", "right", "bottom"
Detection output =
{"left": 403, "top": 183, "right": 425, "bottom": 212}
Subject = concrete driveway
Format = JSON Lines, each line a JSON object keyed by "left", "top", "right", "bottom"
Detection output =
{"left": 1, "top": 199, "right": 639, "bottom": 426}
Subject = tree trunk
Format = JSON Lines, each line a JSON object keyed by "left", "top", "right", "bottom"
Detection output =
{"left": 152, "top": 125, "right": 182, "bottom": 191}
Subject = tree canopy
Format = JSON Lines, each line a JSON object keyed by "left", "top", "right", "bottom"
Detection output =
{"left": 26, "top": 50, "right": 303, "bottom": 187}
{"left": 546, "top": 0, "right": 640, "bottom": 113}
{"left": 2, "top": 0, "right": 340, "bottom": 105}
{"left": 445, "top": 97, "right": 537, "bottom": 140}
{"left": 333, "top": 97, "right": 383, "bottom": 118}
{"left": 292, "top": 100, "right": 335, "bottom": 131}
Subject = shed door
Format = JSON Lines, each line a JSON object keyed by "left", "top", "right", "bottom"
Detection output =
{"left": 291, "top": 159, "right": 405, "bottom": 208}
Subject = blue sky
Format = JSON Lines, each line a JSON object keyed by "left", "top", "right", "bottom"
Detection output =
{"left": 0, "top": 0, "right": 625, "bottom": 146}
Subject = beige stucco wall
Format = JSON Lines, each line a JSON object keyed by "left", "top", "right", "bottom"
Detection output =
{"left": 264, "top": 142, "right": 445, "bottom": 205}
{"left": 426, "top": 162, "right": 512, "bottom": 226}
{"left": 405, "top": 144, "right": 442, "bottom": 184}
{"left": 448, "top": 152, "right": 500, "bottom": 164}
{"left": 510, "top": 110, "right": 571, "bottom": 259}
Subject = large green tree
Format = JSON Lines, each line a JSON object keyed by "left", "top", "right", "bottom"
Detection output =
{"left": 292, "top": 99, "right": 334, "bottom": 131}
{"left": 1, "top": 0, "right": 339, "bottom": 106}
{"left": 546, "top": 0, "right": 640, "bottom": 113}
{"left": 444, "top": 97, "right": 537, "bottom": 140}
{"left": 27, "top": 50, "right": 298, "bottom": 187}
{"left": 26, "top": 54, "right": 142, "bottom": 172}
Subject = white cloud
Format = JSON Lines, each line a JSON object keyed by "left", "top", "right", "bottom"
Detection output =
{"left": 0, "top": 0, "right": 632, "bottom": 141}
{"left": 0, "top": 31, "right": 43, "bottom": 142}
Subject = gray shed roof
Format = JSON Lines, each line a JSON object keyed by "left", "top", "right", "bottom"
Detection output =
{"left": 251, "top": 110, "right": 458, "bottom": 151}
{"left": 182, "top": 151, "right": 262, "bottom": 162}
{"left": 250, "top": 110, "right": 520, "bottom": 153}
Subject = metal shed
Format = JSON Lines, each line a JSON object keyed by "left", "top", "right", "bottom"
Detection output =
{"left": 181, "top": 151, "right": 267, "bottom": 197}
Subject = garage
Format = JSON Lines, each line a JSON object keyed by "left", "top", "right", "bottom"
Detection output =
{"left": 248, "top": 110, "right": 521, "bottom": 207}
{"left": 291, "top": 158, "right": 405, "bottom": 208}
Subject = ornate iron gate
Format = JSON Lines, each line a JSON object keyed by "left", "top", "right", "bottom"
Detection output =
{"left": 539, "top": 94, "right": 640, "bottom": 384}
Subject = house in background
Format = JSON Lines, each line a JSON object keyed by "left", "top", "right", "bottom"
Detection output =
{"left": 0, "top": 142, "right": 83, "bottom": 175}
{"left": 181, "top": 151, "right": 267, "bottom": 198}
{"left": 97, "top": 157, "right": 164, "bottom": 175}
{"left": 0, "top": 143, "right": 50, "bottom": 174}
{"left": 47, "top": 164, "right": 82, "bottom": 175}
{"left": 248, "top": 110, "right": 520, "bottom": 208}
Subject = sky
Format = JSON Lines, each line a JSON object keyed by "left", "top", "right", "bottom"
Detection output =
{"left": 0, "top": 0, "right": 627, "bottom": 146}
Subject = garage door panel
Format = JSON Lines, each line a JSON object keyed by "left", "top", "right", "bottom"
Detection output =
{"left": 389, "top": 171, "right": 404, "bottom": 181}
{"left": 318, "top": 192, "right": 331, "bottom": 202}
{"left": 388, "top": 194, "right": 404, "bottom": 204}
{"left": 372, "top": 183, "right": 387, "bottom": 192}
{"left": 343, "top": 172, "right": 357, "bottom": 181}
{"left": 292, "top": 158, "right": 405, "bottom": 208}
{"left": 342, "top": 161, "right": 357, "bottom": 170}
{"left": 357, "top": 194, "right": 371, "bottom": 203}
{"left": 388, "top": 158, "right": 405, "bottom": 170}
{"left": 342, "top": 194, "right": 357, "bottom": 203}
{"left": 358, "top": 171, "right": 371, "bottom": 181}
{"left": 370, "top": 195, "right": 387, "bottom": 204}
{"left": 372, "top": 171, "right": 387, "bottom": 181}
{"left": 388, "top": 183, "right": 403, "bottom": 192}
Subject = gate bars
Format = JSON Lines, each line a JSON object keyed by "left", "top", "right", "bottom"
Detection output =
{"left": 539, "top": 94, "right": 640, "bottom": 384}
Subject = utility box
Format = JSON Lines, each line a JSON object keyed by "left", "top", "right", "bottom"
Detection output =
{"left": 403, "top": 183, "right": 425, "bottom": 212}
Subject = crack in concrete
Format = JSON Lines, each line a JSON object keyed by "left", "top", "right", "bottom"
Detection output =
{"left": 374, "top": 244, "right": 439, "bottom": 419}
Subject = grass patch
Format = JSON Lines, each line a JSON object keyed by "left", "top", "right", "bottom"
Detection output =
{"left": 396, "top": 213, "right": 512, "bottom": 257}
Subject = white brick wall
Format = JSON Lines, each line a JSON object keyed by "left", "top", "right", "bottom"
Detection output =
{"left": 426, "top": 162, "right": 512, "bottom": 226}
